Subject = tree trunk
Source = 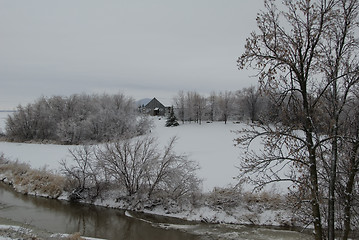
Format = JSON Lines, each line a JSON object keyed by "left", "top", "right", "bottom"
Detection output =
{"left": 308, "top": 144, "right": 324, "bottom": 240}
{"left": 328, "top": 125, "right": 338, "bottom": 240}
{"left": 303, "top": 86, "right": 323, "bottom": 240}
{"left": 329, "top": 82, "right": 338, "bottom": 240}
{"left": 342, "top": 140, "right": 359, "bottom": 240}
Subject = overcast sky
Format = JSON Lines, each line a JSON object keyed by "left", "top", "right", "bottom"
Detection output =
{"left": 0, "top": 0, "right": 264, "bottom": 109}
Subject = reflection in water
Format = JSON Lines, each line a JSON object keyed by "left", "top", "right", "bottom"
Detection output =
{"left": 0, "top": 183, "right": 313, "bottom": 240}
{"left": 0, "top": 184, "right": 197, "bottom": 240}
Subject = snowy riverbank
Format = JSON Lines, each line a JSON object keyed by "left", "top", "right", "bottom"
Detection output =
{"left": 0, "top": 114, "right": 296, "bottom": 227}
{"left": 0, "top": 114, "right": 307, "bottom": 237}
{"left": 0, "top": 223, "right": 105, "bottom": 240}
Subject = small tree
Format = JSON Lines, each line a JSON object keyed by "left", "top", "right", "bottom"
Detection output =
{"left": 60, "top": 145, "right": 104, "bottom": 201}
{"left": 165, "top": 106, "right": 179, "bottom": 127}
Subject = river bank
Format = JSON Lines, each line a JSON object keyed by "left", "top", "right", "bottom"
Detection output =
{"left": 0, "top": 222, "right": 83, "bottom": 240}
{"left": 0, "top": 217, "right": 104, "bottom": 240}
{"left": 0, "top": 154, "right": 296, "bottom": 227}
{"left": 0, "top": 182, "right": 314, "bottom": 240}
{"left": 0, "top": 163, "right": 315, "bottom": 240}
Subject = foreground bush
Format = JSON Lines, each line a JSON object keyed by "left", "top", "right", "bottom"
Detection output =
{"left": 61, "top": 136, "right": 202, "bottom": 209}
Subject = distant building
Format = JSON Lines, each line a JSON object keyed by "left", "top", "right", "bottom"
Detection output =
{"left": 143, "top": 97, "right": 170, "bottom": 116}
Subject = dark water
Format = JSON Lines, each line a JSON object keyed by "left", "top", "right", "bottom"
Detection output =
{"left": 0, "top": 183, "right": 198, "bottom": 240}
{"left": 0, "top": 183, "right": 313, "bottom": 240}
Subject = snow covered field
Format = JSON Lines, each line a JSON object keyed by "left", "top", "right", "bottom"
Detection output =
{"left": 0, "top": 112, "right": 245, "bottom": 191}
{"left": 151, "top": 118, "right": 244, "bottom": 191}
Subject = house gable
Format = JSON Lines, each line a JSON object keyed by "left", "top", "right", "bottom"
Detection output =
{"left": 144, "top": 97, "right": 168, "bottom": 116}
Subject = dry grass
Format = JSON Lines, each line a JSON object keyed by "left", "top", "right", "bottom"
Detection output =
{"left": 207, "top": 186, "right": 284, "bottom": 210}
{"left": 0, "top": 154, "right": 65, "bottom": 198}
{"left": 66, "top": 232, "right": 86, "bottom": 240}
{"left": 242, "top": 190, "right": 283, "bottom": 210}
{"left": 207, "top": 187, "right": 243, "bottom": 209}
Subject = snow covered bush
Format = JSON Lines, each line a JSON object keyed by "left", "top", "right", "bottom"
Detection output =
{"left": 61, "top": 137, "right": 202, "bottom": 208}
{"left": 5, "top": 93, "right": 152, "bottom": 144}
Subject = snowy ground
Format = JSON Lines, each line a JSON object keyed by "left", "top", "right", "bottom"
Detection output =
{"left": 0, "top": 224, "right": 105, "bottom": 240}
{"left": 0, "top": 113, "right": 247, "bottom": 191}
{"left": 151, "top": 118, "right": 245, "bottom": 191}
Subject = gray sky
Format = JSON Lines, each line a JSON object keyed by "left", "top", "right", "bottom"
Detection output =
{"left": 0, "top": 0, "right": 263, "bottom": 109}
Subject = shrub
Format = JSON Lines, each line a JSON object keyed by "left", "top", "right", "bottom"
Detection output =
{"left": 61, "top": 136, "right": 202, "bottom": 208}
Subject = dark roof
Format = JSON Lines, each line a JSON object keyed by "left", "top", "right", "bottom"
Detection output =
{"left": 144, "top": 98, "right": 165, "bottom": 109}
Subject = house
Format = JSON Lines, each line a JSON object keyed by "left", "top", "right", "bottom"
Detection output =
{"left": 143, "top": 97, "right": 169, "bottom": 116}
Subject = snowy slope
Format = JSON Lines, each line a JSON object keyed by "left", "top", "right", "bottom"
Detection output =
{"left": 150, "top": 118, "right": 244, "bottom": 191}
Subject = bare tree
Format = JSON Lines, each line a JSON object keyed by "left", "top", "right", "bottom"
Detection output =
{"left": 173, "top": 91, "right": 186, "bottom": 124}
{"left": 241, "top": 86, "right": 262, "bottom": 123}
{"left": 193, "top": 92, "right": 206, "bottom": 124}
{"left": 185, "top": 91, "right": 195, "bottom": 123}
{"left": 207, "top": 91, "right": 218, "bottom": 122}
{"left": 338, "top": 96, "right": 359, "bottom": 239}
{"left": 236, "top": 1, "right": 359, "bottom": 239}
{"left": 60, "top": 145, "right": 103, "bottom": 201}
{"left": 97, "top": 136, "right": 158, "bottom": 196}
{"left": 317, "top": 1, "right": 359, "bottom": 237}
{"left": 218, "top": 91, "right": 234, "bottom": 124}
{"left": 63, "top": 136, "right": 201, "bottom": 205}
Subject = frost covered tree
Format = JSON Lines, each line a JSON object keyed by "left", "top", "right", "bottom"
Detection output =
{"left": 174, "top": 90, "right": 208, "bottom": 124}
{"left": 173, "top": 90, "right": 186, "bottom": 124}
{"left": 240, "top": 86, "right": 262, "bottom": 123}
{"left": 97, "top": 136, "right": 201, "bottom": 199}
{"left": 218, "top": 91, "right": 234, "bottom": 124}
{"left": 5, "top": 93, "right": 152, "bottom": 144}
{"left": 172, "top": 89, "right": 279, "bottom": 124}
{"left": 60, "top": 145, "right": 104, "bottom": 201}
{"left": 207, "top": 91, "right": 218, "bottom": 122}
{"left": 62, "top": 136, "right": 201, "bottom": 206}
{"left": 193, "top": 92, "right": 207, "bottom": 124}
{"left": 236, "top": 0, "right": 359, "bottom": 239}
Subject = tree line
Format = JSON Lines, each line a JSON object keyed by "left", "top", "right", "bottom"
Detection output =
{"left": 5, "top": 93, "right": 152, "bottom": 144}
{"left": 171, "top": 87, "right": 308, "bottom": 125}
{"left": 172, "top": 87, "right": 277, "bottom": 125}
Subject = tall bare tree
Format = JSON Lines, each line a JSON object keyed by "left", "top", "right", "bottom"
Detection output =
{"left": 318, "top": 1, "right": 359, "bottom": 238}
{"left": 208, "top": 91, "right": 218, "bottom": 122}
{"left": 218, "top": 91, "right": 234, "bottom": 124}
{"left": 173, "top": 90, "right": 186, "bottom": 124}
{"left": 241, "top": 86, "right": 262, "bottom": 123}
{"left": 236, "top": 1, "right": 359, "bottom": 239}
